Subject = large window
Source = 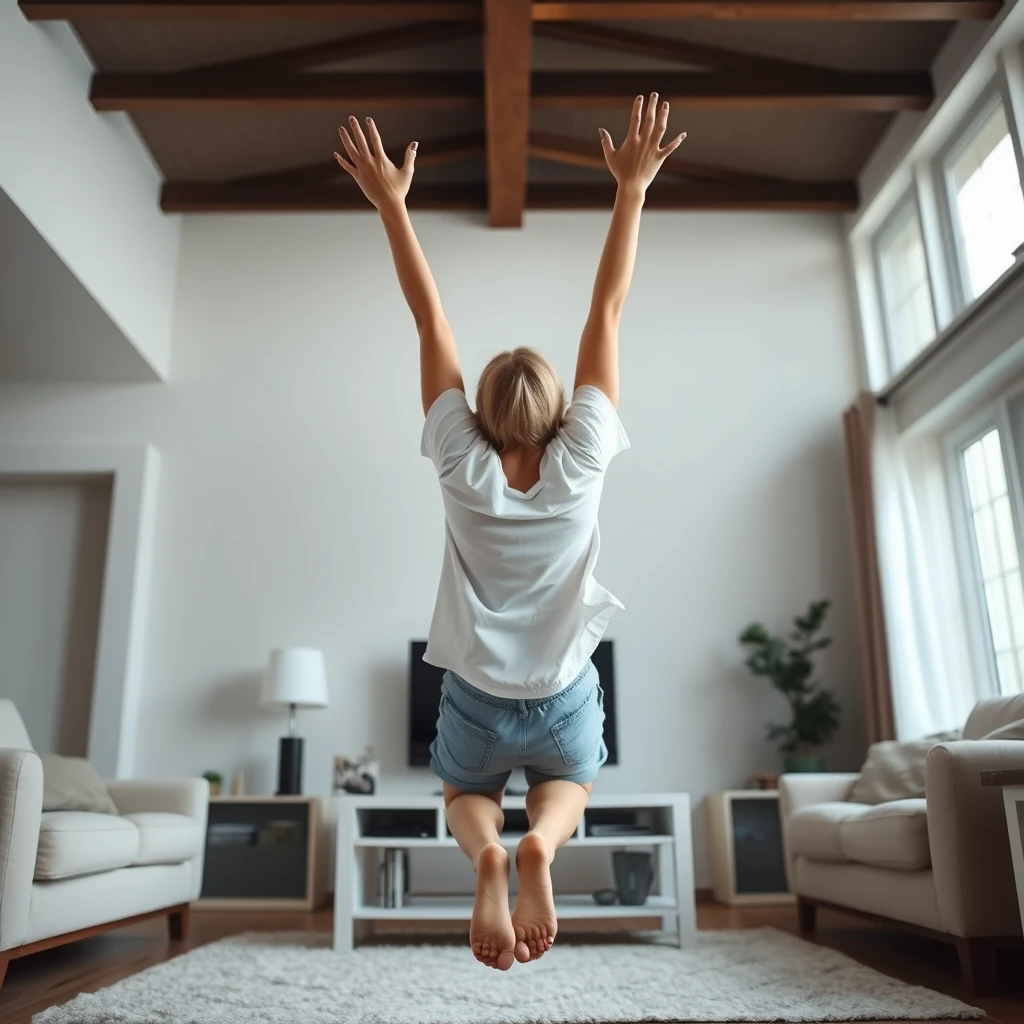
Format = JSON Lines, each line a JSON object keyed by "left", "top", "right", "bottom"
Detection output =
{"left": 945, "top": 101, "right": 1024, "bottom": 302}
{"left": 876, "top": 200, "right": 936, "bottom": 371}
{"left": 960, "top": 428, "right": 1024, "bottom": 695}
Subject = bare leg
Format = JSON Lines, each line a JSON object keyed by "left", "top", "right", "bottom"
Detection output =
{"left": 443, "top": 784, "right": 516, "bottom": 971}
{"left": 512, "top": 780, "right": 592, "bottom": 963}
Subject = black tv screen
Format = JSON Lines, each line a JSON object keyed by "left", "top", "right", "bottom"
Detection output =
{"left": 409, "top": 640, "right": 619, "bottom": 768}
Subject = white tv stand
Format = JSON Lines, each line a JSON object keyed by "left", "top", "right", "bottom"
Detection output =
{"left": 333, "top": 792, "right": 696, "bottom": 953}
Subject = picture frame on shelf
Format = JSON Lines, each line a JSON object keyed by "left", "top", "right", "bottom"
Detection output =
{"left": 333, "top": 749, "right": 378, "bottom": 795}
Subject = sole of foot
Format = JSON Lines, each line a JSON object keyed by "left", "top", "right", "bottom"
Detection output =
{"left": 471, "top": 843, "right": 516, "bottom": 971}
{"left": 512, "top": 831, "right": 557, "bottom": 963}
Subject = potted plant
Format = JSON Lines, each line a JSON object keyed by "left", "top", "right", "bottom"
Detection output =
{"left": 739, "top": 600, "right": 841, "bottom": 772}
{"left": 202, "top": 770, "right": 223, "bottom": 796}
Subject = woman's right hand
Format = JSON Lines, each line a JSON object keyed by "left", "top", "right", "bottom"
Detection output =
{"left": 335, "top": 115, "right": 417, "bottom": 213}
{"left": 599, "top": 94, "right": 686, "bottom": 196}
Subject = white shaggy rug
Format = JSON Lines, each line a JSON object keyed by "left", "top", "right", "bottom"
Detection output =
{"left": 34, "top": 929, "right": 983, "bottom": 1024}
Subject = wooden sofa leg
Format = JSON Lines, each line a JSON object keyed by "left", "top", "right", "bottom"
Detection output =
{"left": 956, "top": 938, "right": 997, "bottom": 994}
{"left": 0, "top": 952, "right": 9, "bottom": 992}
{"left": 168, "top": 904, "right": 191, "bottom": 943}
{"left": 797, "top": 897, "right": 817, "bottom": 936}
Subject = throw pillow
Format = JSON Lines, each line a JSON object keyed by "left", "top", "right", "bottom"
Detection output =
{"left": 849, "top": 730, "right": 961, "bottom": 805}
{"left": 983, "top": 717, "right": 1024, "bottom": 741}
{"left": 40, "top": 754, "right": 119, "bottom": 814}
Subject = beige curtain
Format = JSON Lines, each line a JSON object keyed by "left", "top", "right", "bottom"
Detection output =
{"left": 843, "top": 392, "right": 896, "bottom": 745}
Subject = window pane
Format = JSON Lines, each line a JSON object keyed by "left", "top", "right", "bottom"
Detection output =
{"left": 994, "top": 495, "right": 1019, "bottom": 570}
{"left": 948, "top": 103, "right": 1024, "bottom": 300}
{"left": 964, "top": 433, "right": 990, "bottom": 507}
{"left": 996, "top": 652, "right": 1019, "bottom": 693}
{"left": 1007, "top": 569, "right": 1024, "bottom": 645}
{"left": 963, "top": 429, "right": 1024, "bottom": 696}
{"left": 983, "top": 429, "right": 1008, "bottom": 496}
{"left": 878, "top": 205, "right": 936, "bottom": 371}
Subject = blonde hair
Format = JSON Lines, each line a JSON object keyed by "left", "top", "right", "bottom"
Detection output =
{"left": 475, "top": 348, "right": 566, "bottom": 453}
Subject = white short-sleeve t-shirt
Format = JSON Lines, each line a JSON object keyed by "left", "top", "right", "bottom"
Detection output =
{"left": 421, "top": 384, "right": 629, "bottom": 698}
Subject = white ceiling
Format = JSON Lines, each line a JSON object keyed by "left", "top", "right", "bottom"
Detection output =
{"left": 0, "top": 188, "right": 158, "bottom": 384}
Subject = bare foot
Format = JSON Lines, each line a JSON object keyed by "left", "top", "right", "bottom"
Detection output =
{"left": 511, "top": 831, "right": 557, "bottom": 962}
{"left": 471, "top": 843, "right": 516, "bottom": 971}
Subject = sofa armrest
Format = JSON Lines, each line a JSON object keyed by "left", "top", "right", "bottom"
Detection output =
{"left": 926, "top": 740, "right": 1024, "bottom": 938}
{"left": 778, "top": 773, "right": 860, "bottom": 893}
{"left": 0, "top": 749, "right": 43, "bottom": 951}
{"left": 105, "top": 777, "right": 209, "bottom": 823}
{"left": 106, "top": 778, "right": 210, "bottom": 902}
{"left": 778, "top": 773, "right": 860, "bottom": 818}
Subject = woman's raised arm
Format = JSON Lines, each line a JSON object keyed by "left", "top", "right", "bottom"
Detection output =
{"left": 574, "top": 94, "right": 685, "bottom": 408}
{"left": 336, "top": 116, "right": 463, "bottom": 416}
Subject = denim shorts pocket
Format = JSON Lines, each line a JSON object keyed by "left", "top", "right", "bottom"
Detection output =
{"left": 551, "top": 686, "right": 604, "bottom": 767}
{"left": 438, "top": 693, "right": 499, "bottom": 774}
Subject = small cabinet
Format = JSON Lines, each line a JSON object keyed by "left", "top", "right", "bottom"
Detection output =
{"left": 708, "top": 790, "right": 793, "bottom": 906}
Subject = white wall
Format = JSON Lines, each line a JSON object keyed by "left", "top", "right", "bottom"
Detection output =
{"left": 0, "top": 7, "right": 180, "bottom": 379}
{"left": 0, "top": 478, "right": 111, "bottom": 756}
{"left": 0, "top": 209, "right": 863, "bottom": 884}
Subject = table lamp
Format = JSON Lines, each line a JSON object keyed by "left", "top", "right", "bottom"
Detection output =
{"left": 261, "top": 647, "right": 329, "bottom": 795}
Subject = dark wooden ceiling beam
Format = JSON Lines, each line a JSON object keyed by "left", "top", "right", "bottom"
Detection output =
{"left": 20, "top": 0, "right": 999, "bottom": 19}
{"left": 533, "top": 22, "right": 830, "bottom": 77}
{"left": 484, "top": 0, "right": 532, "bottom": 228}
{"left": 229, "top": 131, "right": 485, "bottom": 186}
{"left": 90, "top": 69, "right": 931, "bottom": 112}
{"left": 528, "top": 181, "right": 857, "bottom": 210}
{"left": 531, "top": 70, "right": 932, "bottom": 111}
{"left": 529, "top": 1, "right": 999, "bottom": 19}
{"left": 527, "top": 131, "right": 783, "bottom": 184}
{"left": 185, "top": 22, "right": 478, "bottom": 77}
{"left": 160, "top": 178, "right": 857, "bottom": 212}
{"left": 90, "top": 72, "right": 482, "bottom": 111}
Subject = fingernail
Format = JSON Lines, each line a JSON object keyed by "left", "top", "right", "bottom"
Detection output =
{"left": 663, "top": 101, "right": 669, "bottom": 110}
{"left": 349, "top": 115, "right": 357, "bottom": 123}
{"left": 411, "top": 141, "right": 418, "bottom": 150}
{"left": 366, "top": 117, "right": 372, "bottom": 124}
{"left": 636, "top": 95, "right": 643, "bottom": 102}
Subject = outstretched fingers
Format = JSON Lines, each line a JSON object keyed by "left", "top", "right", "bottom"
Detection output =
{"left": 598, "top": 127, "right": 615, "bottom": 162}
{"left": 338, "top": 125, "right": 360, "bottom": 164}
{"left": 334, "top": 151, "right": 356, "bottom": 177}
{"left": 348, "top": 115, "right": 371, "bottom": 158}
{"left": 644, "top": 92, "right": 659, "bottom": 137}
{"left": 654, "top": 99, "right": 670, "bottom": 147}
{"left": 658, "top": 131, "right": 687, "bottom": 159}
{"left": 365, "top": 117, "right": 385, "bottom": 159}
{"left": 629, "top": 94, "right": 643, "bottom": 137}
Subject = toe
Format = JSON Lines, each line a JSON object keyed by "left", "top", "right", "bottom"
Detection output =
{"left": 497, "top": 949, "right": 515, "bottom": 971}
{"left": 514, "top": 939, "right": 530, "bottom": 963}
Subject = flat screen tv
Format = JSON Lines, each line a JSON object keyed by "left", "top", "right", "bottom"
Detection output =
{"left": 409, "top": 640, "right": 619, "bottom": 767}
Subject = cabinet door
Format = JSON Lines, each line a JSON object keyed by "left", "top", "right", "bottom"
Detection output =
{"left": 731, "top": 798, "right": 788, "bottom": 895}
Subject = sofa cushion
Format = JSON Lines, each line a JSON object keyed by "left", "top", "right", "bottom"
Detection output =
{"left": 124, "top": 812, "right": 204, "bottom": 865}
{"left": 786, "top": 802, "right": 867, "bottom": 863}
{"left": 35, "top": 812, "right": 139, "bottom": 881}
{"left": 849, "top": 732, "right": 960, "bottom": 804}
{"left": 838, "top": 798, "right": 930, "bottom": 870}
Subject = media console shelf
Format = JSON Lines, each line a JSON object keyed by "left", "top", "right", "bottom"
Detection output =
{"left": 333, "top": 793, "right": 696, "bottom": 953}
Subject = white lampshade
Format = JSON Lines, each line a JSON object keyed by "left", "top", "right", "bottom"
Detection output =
{"left": 261, "top": 648, "right": 329, "bottom": 710}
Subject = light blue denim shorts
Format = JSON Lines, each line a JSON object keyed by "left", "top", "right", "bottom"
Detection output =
{"left": 429, "top": 661, "right": 608, "bottom": 793}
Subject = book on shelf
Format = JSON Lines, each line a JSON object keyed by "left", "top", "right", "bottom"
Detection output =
{"left": 379, "top": 849, "right": 408, "bottom": 908}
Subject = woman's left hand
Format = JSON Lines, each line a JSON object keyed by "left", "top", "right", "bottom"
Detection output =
{"left": 335, "top": 116, "right": 417, "bottom": 212}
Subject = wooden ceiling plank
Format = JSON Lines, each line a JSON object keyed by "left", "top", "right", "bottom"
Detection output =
{"left": 484, "top": 0, "right": 532, "bottom": 228}
{"left": 526, "top": 131, "right": 785, "bottom": 184}
{"left": 530, "top": 2, "right": 1000, "bottom": 20}
{"left": 229, "top": 131, "right": 486, "bottom": 186}
{"left": 21, "top": 1, "right": 482, "bottom": 20}
{"left": 89, "top": 71, "right": 482, "bottom": 111}
{"left": 184, "top": 23, "right": 478, "bottom": 77}
{"left": 89, "top": 69, "right": 930, "bottom": 112}
{"left": 533, "top": 22, "right": 830, "bottom": 77}
{"left": 160, "top": 178, "right": 856, "bottom": 212}
{"left": 21, "top": 0, "right": 997, "bottom": 20}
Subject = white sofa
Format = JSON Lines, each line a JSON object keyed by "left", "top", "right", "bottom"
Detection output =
{"left": 779, "top": 695, "right": 1024, "bottom": 994}
{"left": 0, "top": 700, "right": 208, "bottom": 990}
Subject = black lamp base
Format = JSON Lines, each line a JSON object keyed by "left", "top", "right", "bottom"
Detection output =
{"left": 276, "top": 736, "right": 304, "bottom": 795}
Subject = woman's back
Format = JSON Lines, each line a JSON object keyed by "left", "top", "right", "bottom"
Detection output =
{"left": 421, "top": 384, "right": 628, "bottom": 699}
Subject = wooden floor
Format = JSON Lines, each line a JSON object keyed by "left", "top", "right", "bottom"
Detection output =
{"left": 1, "top": 902, "right": 1021, "bottom": 1023}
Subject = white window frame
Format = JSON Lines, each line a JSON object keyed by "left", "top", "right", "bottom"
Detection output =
{"left": 945, "top": 395, "right": 1024, "bottom": 699}
{"left": 872, "top": 190, "right": 938, "bottom": 377}
{"left": 934, "top": 84, "right": 1018, "bottom": 312}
